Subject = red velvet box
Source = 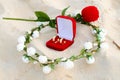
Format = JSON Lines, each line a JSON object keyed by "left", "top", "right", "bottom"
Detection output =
{"left": 46, "top": 16, "right": 76, "bottom": 51}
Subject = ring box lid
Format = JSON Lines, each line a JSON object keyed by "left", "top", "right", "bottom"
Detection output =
{"left": 56, "top": 16, "right": 76, "bottom": 41}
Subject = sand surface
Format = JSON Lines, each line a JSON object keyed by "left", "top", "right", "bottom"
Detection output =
{"left": 0, "top": 0, "right": 120, "bottom": 80}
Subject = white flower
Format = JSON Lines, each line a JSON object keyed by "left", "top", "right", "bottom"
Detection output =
{"left": 100, "top": 28, "right": 107, "bottom": 35}
{"left": 61, "top": 57, "right": 67, "bottom": 61}
{"left": 84, "top": 42, "right": 93, "bottom": 49}
{"left": 17, "top": 36, "right": 26, "bottom": 44}
{"left": 98, "top": 28, "right": 107, "bottom": 42}
{"left": 100, "top": 42, "right": 109, "bottom": 50}
{"left": 86, "top": 56, "right": 95, "bottom": 64}
{"left": 32, "top": 30, "right": 39, "bottom": 38}
{"left": 99, "top": 37, "right": 106, "bottom": 42}
{"left": 99, "top": 31, "right": 106, "bottom": 38}
{"left": 42, "top": 66, "right": 52, "bottom": 74}
{"left": 27, "top": 47, "right": 36, "bottom": 56}
{"left": 38, "top": 55, "right": 47, "bottom": 63}
{"left": 22, "top": 56, "right": 29, "bottom": 63}
{"left": 60, "top": 60, "right": 74, "bottom": 69}
{"left": 92, "top": 30, "right": 97, "bottom": 34}
{"left": 17, "top": 43, "right": 25, "bottom": 51}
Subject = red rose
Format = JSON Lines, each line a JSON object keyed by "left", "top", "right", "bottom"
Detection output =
{"left": 81, "top": 6, "right": 99, "bottom": 22}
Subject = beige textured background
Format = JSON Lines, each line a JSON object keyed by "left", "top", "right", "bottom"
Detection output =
{"left": 0, "top": 0, "right": 120, "bottom": 80}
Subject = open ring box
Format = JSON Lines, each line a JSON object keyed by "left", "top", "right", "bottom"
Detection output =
{"left": 46, "top": 16, "right": 76, "bottom": 51}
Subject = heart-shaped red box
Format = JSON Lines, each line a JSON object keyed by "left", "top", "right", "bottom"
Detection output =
{"left": 46, "top": 16, "right": 76, "bottom": 51}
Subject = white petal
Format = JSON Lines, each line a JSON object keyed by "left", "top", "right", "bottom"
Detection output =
{"left": 64, "top": 60, "right": 74, "bottom": 69}
{"left": 38, "top": 55, "right": 47, "bottom": 63}
{"left": 100, "top": 28, "right": 107, "bottom": 35}
{"left": 43, "top": 66, "right": 52, "bottom": 74}
{"left": 32, "top": 31, "right": 39, "bottom": 38}
{"left": 84, "top": 42, "right": 93, "bottom": 49}
{"left": 98, "top": 28, "right": 107, "bottom": 39}
{"left": 18, "top": 36, "right": 26, "bottom": 43}
{"left": 92, "top": 30, "right": 97, "bottom": 34}
{"left": 61, "top": 57, "right": 67, "bottom": 61}
{"left": 100, "top": 37, "right": 106, "bottom": 42}
{"left": 86, "top": 56, "right": 95, "bottom": 64}
{"left": 17, "top": 43, "right": 25, "bottom": 51}
{"left": 22, "top": 56, "right": 29, "bottom": 63}
{"left": 27, "top": 47, "right": 36, "bottom": 56}
{"left": 99, "top": 31, "right": 106, "bottom": 38}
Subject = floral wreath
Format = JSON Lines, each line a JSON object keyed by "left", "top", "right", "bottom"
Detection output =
{"left": 3, "top": 6, "right": 108, "bottom": 74}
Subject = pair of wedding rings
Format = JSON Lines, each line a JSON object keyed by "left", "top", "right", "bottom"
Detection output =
{"left": 52, "top": 36, "right": 66, "bottom": 44}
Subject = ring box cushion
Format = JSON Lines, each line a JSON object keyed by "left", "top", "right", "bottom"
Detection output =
{"left": 46, "top": 16, "right": 76, "bottom": 51}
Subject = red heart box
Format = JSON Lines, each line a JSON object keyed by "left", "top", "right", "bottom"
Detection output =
{"left": 46, "top": 16, "right": 76, "bottom": 51}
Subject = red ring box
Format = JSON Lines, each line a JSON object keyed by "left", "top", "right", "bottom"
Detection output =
{"left": 46, "top": 16, "right": 76, "bottom": 51}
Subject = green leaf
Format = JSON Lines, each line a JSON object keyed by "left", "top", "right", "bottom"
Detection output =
{"left": 49, "top": 64, "right": 55, "bottom": 69}
{"left": 62, "top": 6, "right": 70, "bottom": 16}
{"left": 86, "top": 52, "right": 92, "bottom": 57}
{"left": 74, "top": 13, "right": 82, "bottom": 21}
{"left": 56, "top": 58, "right": 61, "bottom": 62}
{"left": 80, "top": 49, "right": 85, "bottom": 54}
{"left": 35, "top": 11, "right": 50, "bottom": 21}
{"left": 49, "top": 19, "right": 56, "bottom": 28}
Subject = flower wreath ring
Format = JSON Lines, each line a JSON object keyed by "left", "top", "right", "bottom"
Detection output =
{"left": 3, "top": 6, "right": 108, "bottom": 74}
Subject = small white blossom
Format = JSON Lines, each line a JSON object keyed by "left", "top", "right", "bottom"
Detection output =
{"left": 92, "top": 30, "right": 97, "bottom": 34}
{"left": 84, "top": 42, "right": 93, "bottom": 49}
{"left": 98, "top": 28, "right": 107, "bottom": 42}
{"left": 100, "top": 28, "right": 107, "bottom": 35}
{"left": 22, "top": 56, "right": 29, "bottom": 63}
{"left": 61, "top": 57, "right": 67, "bottom": 61}
{"left": 32, "top": 30, "right": 39, "bottom": 38}
{"left": 100, "top": 42, "right": 109, "bottom": 50}
{"left": 86, "top": 56, "right": 95, "bottom": 64}
{"left": 17, "top": 43, "right": 25, "bottom": 51}
{"left": 99, "top": 31, "right": 106, "bottom": 38}
{"left": 27, "top": 47, "right": 36, "bottom": 56}
{"left": 42, "top": 66, "right": 52, "bottom": 74}
{"left": 60, "top": 60, "right": 74, "bottom": 69}
{"left": 38, "top": 55, "right": 47, "bottom": 63}
{"left": 98, "top": 36, "right": 106, "bottom": 42}
{"left": 100, "top": 31, "right": 106, "bottom": 37}
{"left": 18, "top": 36, "right": 26, "bottom": 44}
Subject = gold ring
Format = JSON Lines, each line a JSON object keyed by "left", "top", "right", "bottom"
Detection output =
{"left": 60, "top": 38, "right": 63, "bottom": 44}
{"left": 52, "top": 36, "right": 56, "bottom": 41}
